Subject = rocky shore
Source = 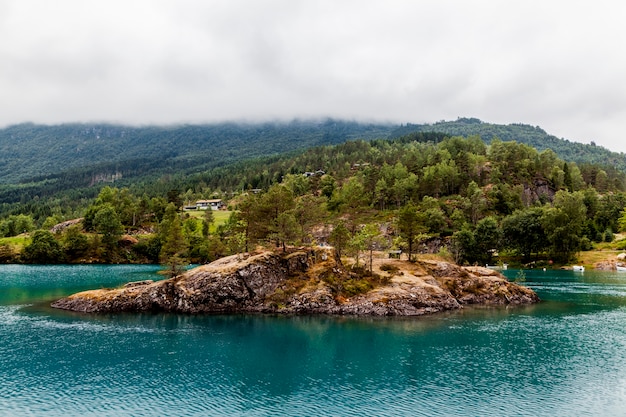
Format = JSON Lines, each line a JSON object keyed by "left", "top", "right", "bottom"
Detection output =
{"left": 51, "top": 248, "right": 539, "bottom": 315}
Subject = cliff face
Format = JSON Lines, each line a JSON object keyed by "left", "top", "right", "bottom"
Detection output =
{"left": 51, "top": 249, "right": 539, "bottom": 316}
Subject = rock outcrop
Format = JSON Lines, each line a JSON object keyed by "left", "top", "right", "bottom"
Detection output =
{"left": 51, "top": 249, "right": 539, "bottom": 316}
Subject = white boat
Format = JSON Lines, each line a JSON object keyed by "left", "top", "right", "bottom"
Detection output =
{"left": 572, "top": 265, "right": 585, "bottom": 272}
{"left": 616, "top": 265, "right": 626, "bottom": 272}
{"left": 486, "top": 263, "right": 508, "bottom": 270}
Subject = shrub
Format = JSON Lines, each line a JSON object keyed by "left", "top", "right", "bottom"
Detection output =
{"left": 379, "top": 263, "right": 399, "bottom": 273}
{"left": 343, "top": 279, "right": 374, "bottom": 297}
{"left": 580, "top": 236, "right": 593, "bottom": 251}
{"left": 22, "top": 230, "right": 65, "bottom": 264}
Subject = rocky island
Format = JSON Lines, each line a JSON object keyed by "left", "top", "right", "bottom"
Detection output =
{"left": 51, "top": 248, "right": 539, "bottom": 315}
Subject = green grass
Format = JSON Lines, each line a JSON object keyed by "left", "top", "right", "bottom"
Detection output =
{"left": 183, "top": 210, "right": 232, "bottom": 232}
{"left": 212, "top": 210, "right": 231, "bottom": 225}
{"left": 0, "top": 235, "right": 30, "bottom": 251}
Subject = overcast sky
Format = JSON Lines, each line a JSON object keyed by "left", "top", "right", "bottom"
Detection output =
{"left": 2, "top": 0, "right": 626, "bottom": 152}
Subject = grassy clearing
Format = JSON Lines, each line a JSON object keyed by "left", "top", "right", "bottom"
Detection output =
{"left": 183, "top": 210, "right": 232, "bottom": 234}
{"left": 185, "top": 210, "right": 231, "bottom": 224}
{"left": 212, "top": 210, "right": 231, "bottom": 225}
{"left": 0, "top": 235, "right": 29, "bottom": 251}
{"left": 576, "top": 249, "right": 624, "bottom": 267}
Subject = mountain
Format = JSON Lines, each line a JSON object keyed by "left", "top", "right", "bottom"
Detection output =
{"left": 391, "top": 118, "right": 626, "bottom": 171}
{"left": 0, "top": 120, "right": 394, "bottom": 185}
{"left": 0, "top": 120, "right": 395, "bottom": 206}
{"left": 1, "top": 118, "right": 625, "bottom": 208}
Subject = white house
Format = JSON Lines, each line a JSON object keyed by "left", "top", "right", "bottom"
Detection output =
{"left": 195, "top": 199, "right": 224, "bottom": 210}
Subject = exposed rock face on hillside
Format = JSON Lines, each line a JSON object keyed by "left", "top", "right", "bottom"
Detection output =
{"left": 51, "top": 249, "right": 539, "bottom": 316}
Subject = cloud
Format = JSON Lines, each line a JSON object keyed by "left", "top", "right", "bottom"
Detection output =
{"left": 1, "top": 0, "right": 626, "bottom": 152}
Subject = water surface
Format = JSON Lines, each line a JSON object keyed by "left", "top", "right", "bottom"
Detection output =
{"left": 2, "top": 265, "right": 626, "bottom": 416}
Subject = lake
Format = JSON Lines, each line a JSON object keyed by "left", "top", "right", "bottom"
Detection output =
{"left": 1, "top": 265, "right": 626, "bottom": 416}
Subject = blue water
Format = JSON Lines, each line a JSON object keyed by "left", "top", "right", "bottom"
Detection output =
{"left": 2, "top": 266, "right": 626, "bottom": 416}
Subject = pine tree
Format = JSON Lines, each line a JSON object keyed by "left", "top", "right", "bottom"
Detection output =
{"left": 160, "top": 215, "right": 188, "bottom": 278}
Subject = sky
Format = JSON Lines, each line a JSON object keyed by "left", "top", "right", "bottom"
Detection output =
{"left": 2, "top": 0, "right": 626, "bottom": 152}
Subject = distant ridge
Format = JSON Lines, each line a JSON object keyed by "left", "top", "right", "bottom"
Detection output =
{"left": 0, "top": 120, "right": 393, "bottom": 185}
{"left": 0, "top": 118, "right": 625, "bottom": 205}
{"left": 391, "top": 117, "right": 626, "bottom": 171}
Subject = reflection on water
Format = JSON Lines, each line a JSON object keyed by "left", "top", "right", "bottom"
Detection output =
{"left": 2, "top": 265, "right": 626, "bottom": 416}
{"left": 0, "top": 264, "right": 163, "bottom": 305}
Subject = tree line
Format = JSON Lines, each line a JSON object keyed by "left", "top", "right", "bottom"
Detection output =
{"left": 4, "top": 134, "right": 626, "bottom": 269}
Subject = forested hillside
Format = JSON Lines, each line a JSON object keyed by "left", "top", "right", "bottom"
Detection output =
{"left": 0, "top": 120, "right": 394, "bottom": 184}
{"left": 0, "top": 120, "right": 393, "bottom": 201}
{"left": 5, "top": 133, "right": 626, "bottom": 269}
{"left": 1, "top": 118, "right": 626, "bottom": 230}
{"left": 392, "top": 117, "right": 626, "bottom": 171}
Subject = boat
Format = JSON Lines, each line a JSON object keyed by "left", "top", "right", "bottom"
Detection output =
{"left": 616, "top": 265, "right": 626, "bottom": 272}
{"left": 572, "top": 265, "right": 585, "bottom": 272}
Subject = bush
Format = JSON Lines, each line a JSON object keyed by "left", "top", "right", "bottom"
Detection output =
{"left": 132, "top": 236, "right": 162, "bottom": 263}
{"left": 22, "top": 230, "right": 65, "bottom": 264}
{"left": 580, "top": 236, "right": 593, "bottom": 251}
{"left": 342, "top": 279, "right": 374, "bottom": 297}
{"left": 379, "top": 263, "right": 399, "bottom": 273}
{"left": 62, "top": 225, "right": 90, "bottom": 261}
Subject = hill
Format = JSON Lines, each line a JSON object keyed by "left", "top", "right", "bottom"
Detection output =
{"left": 1, "top": 117, "right": 625, "bottom": 217}
{"left": 391, "top": 117, "right": 626, "bottom": 171}
{"left": 0, "top": 120, "right": 394, "bottom": 207}
{"left": 6, "top": 131, "right": 626, "bottom": 268}
{"left": 0, "top": 120, "right": 394, "bottom": 184}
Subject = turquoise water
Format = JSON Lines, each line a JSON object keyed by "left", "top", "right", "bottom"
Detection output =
{"left": 2, "top": 266, "right": 626, "bottom": 416}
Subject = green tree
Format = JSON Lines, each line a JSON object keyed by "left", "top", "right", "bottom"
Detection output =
{"left": 422, "top": 208, "right": 447, "bottom": 235}
{"left": 160, "top": 214, "right": 188, "bottom": 278}
{"left": 396, "top": 202, "right": 423, "bottom": 261}
{"left": 329, "top": 221, "right": 351, "bottom": 258}
{"left": 473, "top": 216, "right": 502, "bottom": 265}
{"left": 83, "top": 186, "right": 138, "bottom": 230}
{"left": 206, "top": 235, "right": 227, "bottom": 261}
{"left": 167, "top": 189, "right": 182, "bottom": 210}
{"left": 293, "top": 195, "right": 326, "bottom": 243}
{"left": 319, "top": 175, "right": 337, "bottom": 199}
{"left": 332, "top": 176, "right": 367, "bottom": 214}
{"left": 501, "top": 207, "right": 547, "bottom": 262}
{"left": 202, "top": 208, "right": 215, "bottom": 237}
{"left": 158, "top": 203, "right": 179, "bottom": 241}
{"left": 282, "top": 173, "right": 310, "bottom": 197}
{"left": 451, "top": 226, "right": 475, "bottom": 265}
{"left": 597, "top": 193, "right": 626, "bottom": 233}
{"left": 563, "top": 162, "right": 573, "bottom": 191}
{"left": 263, "top": 184, "right": 296, "bottom": 247}
{"left": 183, "top": 217, "right": 200, "bottom": 238}
{"left": 0, "top": 214, "right": 35, "bottom": 237}
{"left": 42, "top": 215, "right": 63, "bottom": 231}
{"left": 464, "top": 181, "right": 487, "bottom": 225}
{"left": 187, "top": 235, "right": 209, "bottom": 264}
{"left": 542, "top": 190, "right": 587, "bottom": 262}
{"left": 595, "top": 170, "right": 609, "bottom": 193}
{"left": 618, "top": 208, "right": 626, "bottom": 233}
{"left": 22, "top": 230, "right": 65, "bottom": 264}
{"left": 62, "top": 224, "right": 90, "bottom": 261}
{"left": 356, "top": 223, "right": 384, "bottom": 273}
{"left": 132, "top": 235, "right": 162, "bottom": 263}
{"left": 231, "top": 197, "right": 263, "bottom": 252}
{"left": 273, "top": 211, "right": 299, "bottom": 251}
{"left": 94, "top": 204, "right": 124, "bottom": 257}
